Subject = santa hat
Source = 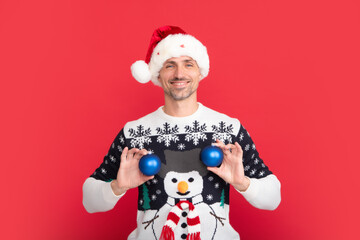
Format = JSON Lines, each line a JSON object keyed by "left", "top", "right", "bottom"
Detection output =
{"left": 131, "top": 26, "right": 210, "bottom": 86}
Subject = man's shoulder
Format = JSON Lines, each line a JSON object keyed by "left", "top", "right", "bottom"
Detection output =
{"left": 196, "top": 103, "right": 242, "bottom": 134}
{"left": 201, "top": 104, "right": 240, "bottom": 123}
{"left": 123, "top": 107, "right": 161, "bottom": 129}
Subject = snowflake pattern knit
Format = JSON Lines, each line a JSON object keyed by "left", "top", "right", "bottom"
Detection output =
{"left": 90, "top": 103, "right": 272, "bottom": 240}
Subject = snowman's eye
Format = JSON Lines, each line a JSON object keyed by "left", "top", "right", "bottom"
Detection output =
{"left": 188, "top": 178, "right": 194, "bottom": 182}
{"left": 172, "top": 178, "right": 178, "bottom": 183}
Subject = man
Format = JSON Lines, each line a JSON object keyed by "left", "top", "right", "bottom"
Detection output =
{"left": 83, "top": 26, "right": 281, "bottom": 240}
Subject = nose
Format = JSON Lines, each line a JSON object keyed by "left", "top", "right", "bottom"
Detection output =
{"left": 177, "top": 181, "right": 188, "bottom": 193}
{"left": 174, "top": 66, "right": 185, "bottom": 79}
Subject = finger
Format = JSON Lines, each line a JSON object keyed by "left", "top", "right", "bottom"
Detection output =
{"left": 211, "top": 142, "right": 223, "bottom": 148}
{"left": 214, "top": 143, "right": 232, "bottom": 157}
{"left": 128, "top": 147, "right": 139, "bottom": 154}
{"left": 213, "top": 140, "right": 233, "bottom": 159}
{"left": 140, "top": 148, "right": 149, "bottom": 155}
{"left": 121, "top": 147, "right": 129, "bottom": 162}
{"left": 207, "top": 166, "right": 221, "bottom": 177}
{"left": 127, "top": 148, "right": 139, "bottom": 160}
{"left": 142, "top": 175, "right": 155, "bottom": 182}
{"left": 215, "top": 139, "right": 225, "bottom": 147}
{"left": 139, "top": 173, "right": 155, "bottom": 185}
{"left": 207, "top": 166, "right": 223, "bottom": 178}
{"left": 213, "top": 140, "right": 228, "bottom": 152}
{"left": 223, "top": 144, "right": 235, "bottom": 156}
{"left": 212, "top": 140, "right": 224, "bottom": 149}
{"left": 234, "top": 142, "right": 243, "bottom": 156}
{"left": 235, "top": 142, "right": 243, "bottom": 152}
{"left": 226, "top": 143, "right": 235, "bottom": 150}
{"left": 134, "top": 149, "right": 148, "bottom": 161}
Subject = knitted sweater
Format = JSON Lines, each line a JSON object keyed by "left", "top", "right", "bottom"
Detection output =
{"left": 83, "top": 103, "right": 281, "bottom": 240}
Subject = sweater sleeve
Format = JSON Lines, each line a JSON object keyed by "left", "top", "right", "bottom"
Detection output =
{"left": 238, "top": 174, "right": 281, "bottom": 210}
{"left": 82, "top": 177, "right": 125, "bottom": 213}
{"left": 82, "top": 129, "right": 127, "bottom": 213}
{"left": 235, "top": 124, "right": 281, "bottom": 210}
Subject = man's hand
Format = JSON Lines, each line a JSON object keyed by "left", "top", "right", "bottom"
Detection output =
{"left": 111, "top": 147, "right": 154, "bottom": 196}
{"left": 207, "top": 140, "right": 250, "bottom": 192}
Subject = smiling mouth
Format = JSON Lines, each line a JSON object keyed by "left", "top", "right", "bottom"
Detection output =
{"left": 177, "top": 191, "right": 190, "bottom": 196}
{"left": 170, "top": 80, "right": 190, "bottom": 87}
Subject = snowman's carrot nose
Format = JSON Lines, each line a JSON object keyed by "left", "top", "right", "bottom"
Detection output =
{"left": 177, "top": 181, "right": 188, "bottom": 193}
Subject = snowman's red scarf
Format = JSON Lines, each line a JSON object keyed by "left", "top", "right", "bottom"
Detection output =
{"left": 160, "top": 200, "right": 201, "bottom": 240}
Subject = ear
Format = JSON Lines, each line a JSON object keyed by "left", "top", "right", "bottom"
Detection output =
{"left": 157, "top": 75, "right": 165, "bottom": 87}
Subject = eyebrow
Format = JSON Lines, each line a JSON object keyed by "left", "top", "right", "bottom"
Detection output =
{"left": 165, "top": 59, "right": 195, "bottom": 64}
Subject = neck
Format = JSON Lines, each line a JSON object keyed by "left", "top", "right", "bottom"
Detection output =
{"left": 163, "top": 95, "right": 199, "bottom": 117}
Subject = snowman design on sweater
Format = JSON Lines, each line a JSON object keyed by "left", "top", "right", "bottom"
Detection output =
{"left": 151, "top": 148, "right": 218, "bottom": 239}
{"left": 90, "top": 103, "right": 272, "bottom": 240}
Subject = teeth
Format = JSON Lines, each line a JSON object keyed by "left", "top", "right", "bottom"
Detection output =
{"left": 173, "top": 82, "right": 185, "bottom": 86}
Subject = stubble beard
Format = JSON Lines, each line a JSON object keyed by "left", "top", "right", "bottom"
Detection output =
{"left": 166, "top": 78, "right": 196, "bottom": 101}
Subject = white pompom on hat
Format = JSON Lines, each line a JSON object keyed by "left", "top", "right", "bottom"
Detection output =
{"left": 130, "top": 26, "right": 210, "bottom": 86}
{"left": 130, "top": 60, "right": 152, "bottom": 84}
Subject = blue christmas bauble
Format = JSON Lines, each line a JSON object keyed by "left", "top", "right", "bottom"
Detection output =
{"left": 201, "top": 145, "right": 224, "bottom": 167}
{"left": 139, "top": 154, "right": 161, "bottom": 176}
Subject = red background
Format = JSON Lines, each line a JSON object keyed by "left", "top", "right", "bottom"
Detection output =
{"left": 1, "top": 0, "right": 359, "bottom": 239}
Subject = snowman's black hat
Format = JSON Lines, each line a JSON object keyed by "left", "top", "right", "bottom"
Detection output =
{"left": 158, "top": 148, "right": 208, "bottom": 178}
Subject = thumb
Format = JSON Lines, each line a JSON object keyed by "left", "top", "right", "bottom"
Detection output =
{"left": 207, "top": 166, "right": 220, "bottom": 176}
{"left": 142, "top": 174, "right": 154, "bottom": 182}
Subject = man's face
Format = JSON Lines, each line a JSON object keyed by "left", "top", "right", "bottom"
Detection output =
{"left": 158, "top": 56, "right": 202, "bottom": 101}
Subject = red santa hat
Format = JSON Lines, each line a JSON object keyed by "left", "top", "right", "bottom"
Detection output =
{"left": 131, "top": 26, "right": 210, "bottom": 86}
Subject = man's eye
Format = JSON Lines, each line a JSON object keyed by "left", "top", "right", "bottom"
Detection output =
{"left": 166, "top": 65, "right": 174, "bottom": 68}
{"left": 186, "top": 64, "right": 193, "bottom": 67}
